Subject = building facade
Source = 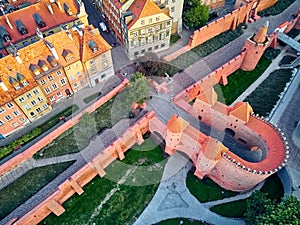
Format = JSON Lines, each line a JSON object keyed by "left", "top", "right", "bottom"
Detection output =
{"left": 125, "top": 0, "right": 172, "bottom": 59}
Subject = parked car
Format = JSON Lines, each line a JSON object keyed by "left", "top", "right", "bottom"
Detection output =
{"left": 99, "top": 22, "right": 108, "bottom": 33}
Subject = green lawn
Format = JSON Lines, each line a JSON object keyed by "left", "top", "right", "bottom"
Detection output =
{"left": 215, "top": 56, "right": 271, "bottom": 105}
{"left": 209, "top": 173, "right": 284, "bottom": 218}
{"left": 158, "top": 218, "right": 208, "bottom": 225}
{"left": 258, "top": 0, "right": 296, "bottom": 17}
{"left": 186, "top": 172, "right": 238, "bottom": 203}
{"left": 83, "top": 92, "right": 102, "bottom": 104}
{"left": 0, "top": 105, "right": 79, "bottom": 160}
{"left": 34, "top": 99, "right": 124, "bottom": 159}
{"left": 41, "top": 137, "right": 166, "bottom": 225}
{"left": 0, "top": 161, "right": 74, "bottom": 220}
{"left": 170, "top": 34, "right": 181, "bottom": 44}
{"left": 244, "top": 69, "right": 293, "bottom": 116}
{"left": 169, "top": 27, "right": 244, "bottom": 73}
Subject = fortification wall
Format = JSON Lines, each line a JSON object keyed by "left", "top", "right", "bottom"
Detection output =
{"left": 0, "top": 79, "right": 129, "bottom": 176}
{"left": 12, "top": 111, "right": 155, "bottom": 225}
{"left": 189, "top": 4, "right": 252, "bottom": 49}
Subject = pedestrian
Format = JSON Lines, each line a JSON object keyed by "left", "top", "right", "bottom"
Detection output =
{"left": 59, "top": 116, "right": 66, "bottom": 122}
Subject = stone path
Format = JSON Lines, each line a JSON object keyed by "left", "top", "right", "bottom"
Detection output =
{"left": 134, "top": 152, "right": 246, "bottom": 225}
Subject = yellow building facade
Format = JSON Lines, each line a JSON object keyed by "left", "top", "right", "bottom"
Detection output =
{"left": 125, "top": 0, "right": 172, "bottom": 59}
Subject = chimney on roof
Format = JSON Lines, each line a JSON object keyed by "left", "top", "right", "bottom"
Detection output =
{"left": 47, "top": 3, "right": 54, "bottom": 14}
{"left": 0, "top": 79, "right": 8, "bottom": 92}
{"left": 60, "top": 25, "right": 73, "bottom": 40}
{"left": 72, "top": 25, "right": 83, "bottom": 36}
{"left": 36, "top": 28, "right": 44, "bottom": 39}
{"left": 5, "top": 16, "right": 13, "bottom": 30}
{"left": 55, "top": 0, "right": 62, "bottom": 10}
{"left": 44, "top": 40, "right": 59, "bottom": 60}
{"left": 9, "top": 43, "right": 22, "bottom": 64}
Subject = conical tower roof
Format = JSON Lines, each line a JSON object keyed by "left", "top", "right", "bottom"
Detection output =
{"left": 253, "top": 21, "right": 269, "bottom": 44}
{"left": 167, "top": 114, "right": 182, "bottom": 133}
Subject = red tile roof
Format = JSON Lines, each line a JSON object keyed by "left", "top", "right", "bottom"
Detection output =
{"left": 0, "top": 0, "right": 80, "bottom": 47}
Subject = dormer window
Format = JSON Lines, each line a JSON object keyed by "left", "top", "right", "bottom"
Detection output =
{"left": 47, "top": 55, "right": 58, "bottom": 67}
{"left": 9, "top": 76, "right": 20, "bottom": 90}
{"left": 29, "top": 64, "right": 41, "bottom": 76}
{"left": 16, "top": 72, "right": 29, "bottom": 86}
{"left": 63, "top": 3, "right": 73, "bottom": 16}
{"left": 62, "top": 49, "right": 74, "bottom": 61}
{"left": 0, "top": 26, "right": 11, "bottom": 43}
{"left": 88, "top": 40, "right": 98, "bottom": 53}
{"left": 38, "top": 60, "right": 49, "bottom": 72}
{"left": 15, "top": 20, "right": 28, "bottom": 35}
{"left": 33, "top": 13, "right": 46, "bottom": 28}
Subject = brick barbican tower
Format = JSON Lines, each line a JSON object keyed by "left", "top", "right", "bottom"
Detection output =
{"left": 241, "top": 21, "right": 270, "bottom": 71}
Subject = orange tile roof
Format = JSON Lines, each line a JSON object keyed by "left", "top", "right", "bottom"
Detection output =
{"left": 79, "top": 27, "right": 111, "bottom": 62}
{"left": 127, "top": 0, "right": 163, "bottom": 29}
{"left": 167, "top": 114, "right": 182, "bottom": 133}
{"left": 0, "top": 54, "right": 37, "bottom": 103}
{"left": 202, "top": 138, "right": 228, "bottom": 161}
{"left": 230, "top": 102, "right": 253, "bottom": 123}
{"left": 197, "top": 88, "right": 217, "bottom": 105}
{"left": 0, "top": 0, "right": 79, "bottom": 47}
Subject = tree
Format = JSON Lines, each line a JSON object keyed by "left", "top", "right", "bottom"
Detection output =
{"left": 135, "top": 52, "right": 169, "bottom": 77}
{"left": 73, "top": 112, "right": 97, "bottom": 149}
{"left": 115, "top": 72, "right": 149, "bottom": 115}
{"left": 183, "top": 0, "right": 209, "bottom": 28}
{"left": 245, "top": 191, "right": 300, "bottom": 225}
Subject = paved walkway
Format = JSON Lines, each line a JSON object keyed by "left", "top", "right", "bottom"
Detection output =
{"left": 134, "top": 152, "right": 245, "bottom": 225}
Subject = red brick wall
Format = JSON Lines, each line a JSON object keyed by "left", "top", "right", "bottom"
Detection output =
{"left": 0, "top": 79, "right": 129, "bottom": 176}
{"left": 14, "top": 111, "right": 156, "bottom": 225}
{"left": 188, "top": 3, "right": 253, "bottom": 49}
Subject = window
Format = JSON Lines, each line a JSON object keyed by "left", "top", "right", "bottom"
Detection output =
{"left": 25, "top": 104, "right": 31, "bottom": 110}
{"left": 52, "top": 83, "right": 58, "bottom": 90}
{"left": 77, "top": 71, "right": 82, "bottom": 77}
{"left": 156, "top": 16, "right": 160, "bottom": 21}
{"left": 91, "top": 67, "right": 97, "bottom": 74}
{"left": 20, "top": 117, "right": 26, "bottom": 123}
{"left": 42, "top": 104, "right": 48, "bottom": 109}
{"left": 33, "top": 89, "right": 39, "bottom": 95}
{"left": 36, "top": 108, "right": 42, "bottom": 113}
{"left": 70, "top": 75, "right": 75, "bottom": 80}
{"left": 90, "top": 59, "right": 95, "bottom": 65}
{"left": 30, "top": 112, "right": 35, "bottom": 117}
{"left": 154, "top": 35, "right": 159, "bottom": 41}
{"left": 31, "top": 100, "right": 37, "bottom": 106}
{"left": 101, "top": 74, "right": 106, "bottom": 79}
{"left": 133, "top": 40, "right": 138, "bottom": 47}
{"left": 45, "top": 87, "right": 51, "bottom": 94}
{"left": 141, "top": 49, "right": 145, "bottom": 53}
{"left": 13, "top": 110, "right": 20, "bottom": 116}
{"left": 148, "top": 28, "right": 153, "bottom": 33}
{"left": 102, "top": 53, "right": 106, "bottom": 59}
{"left": 6, "top": 102, "right": 13, "bottom": 109}
{"left": 156, "top": 25, "right": 160, "bottom": 31}
{"left": 148, "top": 47, "right": 152, "bottom": 51}
{"left": 57, "top": 92, "right": 62, "bottom": 98}
{"left": 67, "top": 66, "right": 71, "bottom": 71}
{"left": 165, "top": 0, "right": 168, "bottom": 4}
{"left": 57, "top": 70, "right": 62, "bottom": 76}
{"left": 141, "top": 29, "right": 145, "bottom": 35}
{"left": 41, "top": 79, "right": 46, "bottom": 85}
{"left": 48, "top": 75, "right": 54, "bottom": 81}
{"left": 103, "top": 61, "right": 108, "bottom": 68}
{"left": 141, "top": 20, "right": 145, "bottom": 25}
{"left": 22, "top": 81, "right": 29, "bottom": 86}
{"left": 154, "top": 45, "right": 158, "bottom": 49}
{"left": 0, "top": 120, "right": 4, "bottom": 126}
{"left": 148, "top": 36, "right": 153, "bottom": 44}
{"left": 26, "top": 93, "right": 32, "bottom": 98}
{"left": 5, "top": 115, "right": 12, "bottom": 121}
{"left": 141, "top": 38, "right": 146, "bottom": 46}
{"left": 161, "top": 43, "right": 165, "bottom": 47}
{"left": 50, "top": 96, "right": 55, "bottom": 102}
{"left": 60, "top": 79, "right": 66, "bottom": 85}
{"left": 134, "top": 51, "right": 139, "bottom": 56}
{"left": 74, "top": 83, "right": 78, "bottom": 88}
{"left": 19, "top": 97, "right": 25, "bottom": 103}
{"left": 133, "top": 31, "right": 138, "bottom": 37}
{"left": 80, "top": 80, "right": 85, "bottom": 86}
{"left": 171, "top": 6, "right": 175, "bottom": 12}
{"left": 0, "top": 107, "right": 4, "bottom": 114}
{"left": 12, "top": 122, "right": 18, "bottom": 128}
{"left": 38, "top": 97, "right": 43, "bottom": 102}
{"left": 161, "top": 32, "right": 166, "bottom": 40}
{"left": 149, "top": 18, "right": 152, "bottom": 23}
